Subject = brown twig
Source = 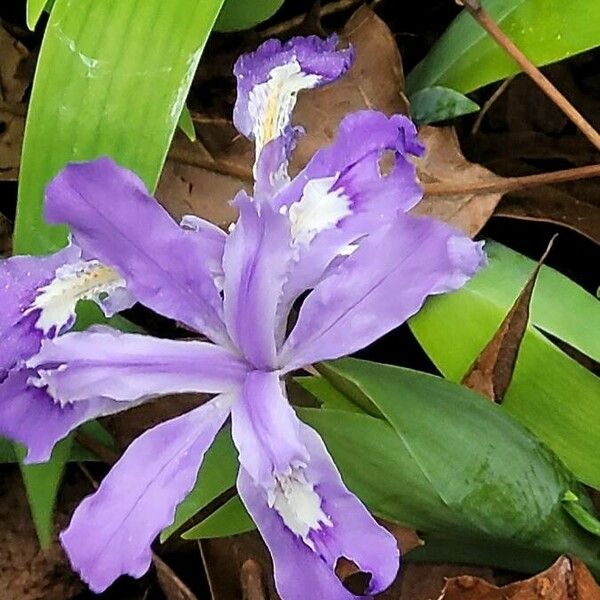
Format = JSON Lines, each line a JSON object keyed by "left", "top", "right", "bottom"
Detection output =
{"left": 423, "top": 163, "right": 600, "bottom": 196}
{"left": 458, "top": 0, "right": 600, "bottom": 152}
{"left": 471, "top": 76, "right": 514, "bottom": 134}
{"left": 260, "top": 0, "right": 363, "bottom": 38}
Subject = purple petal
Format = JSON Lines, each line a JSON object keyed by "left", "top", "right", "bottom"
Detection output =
{"left": 0, "top": 368, "right": 140, "bottom": 464}
{"left": 233, "top": 35, "right": 353, "bottom": 157}
{"left": 223, "top": 193, "right": 293, "bottom": 369}
{"left": 0, "top": 244, "right": 132, "bottom": 377}
{"left": 0, "top": 249, "right": 75, "bottom": 376}
{"left": 279, "top": 213, "right": 486, "bottom": 371}
{"left": 61, "top": 396, "right": 232, "bottom": 592}
{"left": 266, "top": 112, "right": 425, "bottom": 334}
{"left": 28, "top": 328, "right": 248, "bottom": 403}
{"left": 237, "top": 423, "right": 398, "bottom": 600}
{"left": 231, "top": 370, "right": 307, "bottom": 488}
{"left": 45, "top": 158, "right": 229, "bottom": 345}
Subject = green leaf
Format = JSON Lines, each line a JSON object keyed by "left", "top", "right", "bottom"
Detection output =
{"left": 15, "top": 0, "right": 225, "bottom": 255}
{"left": 410, "top": 242, "right": 600, "bottom": 488}
{"left": 182, "top": 495, "right": 254, "bottom": 539}
{"left": 26, "top": 0, "right": 50, "bottom": 30}
{"left": 295, "top": 375, "right": 364, "bottom": 413}
{"left": 14, "top": 0, "right": 225, "bottom": 547}
{"left": 17, "top": 437, "right": 73, "bottom": 548}
{"left": 178, "top": 105, "right": 196, "bottom": 142}
{"left": 304, "top": 360, "right": 600, "bottom": 575}
{"left": 161, "top": 427, "right": 238, "bottom": 542}
{"left": 562, "top": 491, "right": 600, "bottom": 538}
{"left": 407, "top": 0, "right": 600, "bottom": 94}
{"left": 410, "top": 86, "right": 480, "bottom": 124}
{"left": 215, "top": 0, "right": 285, "bottom": 32}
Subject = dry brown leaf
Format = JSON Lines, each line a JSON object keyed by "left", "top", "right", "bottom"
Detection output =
{"left": 158, "top": 5, "right": 409, "bottom": 224}
{"left": 392, "top": 564, "right": 495, "bottom": 600}
{"left": 439, "top": 555, "right": 600, "bottom": 600}
{"left": 201, "top": 531, "right": 279, "bottom": 600}
{"left": 414, "top": 127, "right": 505, "bottom": 237}
{"left": 0, "top": 25, "right": 31, "bottom": 103}
{"left": 240, "top": 558, "right": 268, "bottom": 600}
{"left": 153, "top": 552, "right": 198, "bottom": 600}
{"left": 0, "top": 468, "right": 83, "bottom": 599}
{"left": 461, "top": 236, "right": 556, "bottom": 402}
{"left": 291, "top": 4, "right": 409, "bottom": 168}
{"left": 0, "top": 25, "right": 30, "bottom": 181}
{"left": 497, "top": 183, "right": 600, "bottom": 245}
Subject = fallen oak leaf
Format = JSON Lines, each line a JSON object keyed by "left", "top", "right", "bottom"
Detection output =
{"left": 461, "top": 235, "right": 557, "bottom": 402}
{"left": 413, "top": 126, "right": 505, "bottom": 237}
{"left": 438, "top": 555, "right": 600, "bottom": 600}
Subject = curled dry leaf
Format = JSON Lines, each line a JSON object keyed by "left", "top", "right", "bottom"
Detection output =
{"left": 461, "top": 236, "right": 556, "bottom": 402}
{"left": 439, "top": 555, "right": 600, "bottom": 600}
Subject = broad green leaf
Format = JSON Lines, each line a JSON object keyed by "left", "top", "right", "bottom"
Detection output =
{"left": 26, "top": 0, "right": 50, "bottom": 30}
{"left": 15, "top": 0, "right": 225, "bottom": 254}
{"left": 14, "top": 0, "right": 225, "bottom": 546}
{"left": 407, "top": 0, "right": 600, "bottom": 94}
{"left": 294, "top": 375, "right": 363, "bottom": 413}
{"left": 410, "top": 86, "right": 479, "bottom": 124}
{"left": 17, "top": 437, "right": 72, "bottom": 548}
{"left": 410, "top": 242, "right": 600, "bottom": 488}
{"left": 305, "top": 361, "right": 600, "bottom": 575}
{"left": 161, "top": 427, "right": 238, "bottom": 542}
{"left": 182, "top": 496, "right": 254, "bottom": 539}
{"left": 215, "top": 0, "right": 285, "bottom": 32}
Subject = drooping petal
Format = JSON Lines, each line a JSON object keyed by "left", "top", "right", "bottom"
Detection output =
{"left": 61, "top": 395, "right": 233, "bottom": 593}
{"left": 27, "top": 328, "right": 248, "bottom": 403}
{"left": 271, "top": 111, "right": 425, "bottom": 322}
{"left": 234, "top": 35, "right": 353, "bottom": 165}
{"left": 0, "top": 368, "right": 142, "bottom": 464}
{"left": 45, "top": 157, "right": 229, "bottom": 345}
{"left": 279, "top": 213, "right": 486, "bottom": 371}
{"left": 222, "top": 192, "right": 293, "bottom": 369}
{"left": 231, "top": 370, "right": 307, "bottom": 488}
{"left": 237, "top": 423, "right": 398, "bottom": 600}
{"left": 0, "top": 245, "right": 131, "bottom": 378}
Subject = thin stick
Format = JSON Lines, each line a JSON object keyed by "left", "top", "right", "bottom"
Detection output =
{"left": 423, "top": 163, "right": 600, "bottom": 196}
{"left": 260, "top": 0, "right": 363, "bottom": 38}
{"left": 471, "top": 75, "right": 514, "bottom": 134}
{"left": 458, "top": 0, "right": 600, "bottom": 152}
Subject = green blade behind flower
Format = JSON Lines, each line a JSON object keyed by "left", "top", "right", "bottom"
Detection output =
{"left": 14, "top": 0, "right": 225, "bottom": 546}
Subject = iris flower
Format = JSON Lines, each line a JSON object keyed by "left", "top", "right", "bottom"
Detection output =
{"left": 0, "top": 36, "right": 485, "bottom": 598}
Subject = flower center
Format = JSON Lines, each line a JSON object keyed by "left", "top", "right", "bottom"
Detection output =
{"left": 248, "top": 60, "right": 321, "bottom": 160}
{"left": 26, "top": 261, "right": 126, "bottom": 335}
{"left": 285, "top": 175, "right": 352, "bottom": 246}
{"left": 268, "top": 468, "right": 332, "bottom": 549}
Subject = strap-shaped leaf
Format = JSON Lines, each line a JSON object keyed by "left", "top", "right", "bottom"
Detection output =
{"left": 410, "top": 241, "right": 600, "bottom": 488}
{"left": 14, "top": 0, "right": 225, "bottom": 546}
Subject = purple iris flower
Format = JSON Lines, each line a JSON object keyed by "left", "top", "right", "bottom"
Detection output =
{"left": 0, "top": 36, "right": 485, "bottom": 598}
